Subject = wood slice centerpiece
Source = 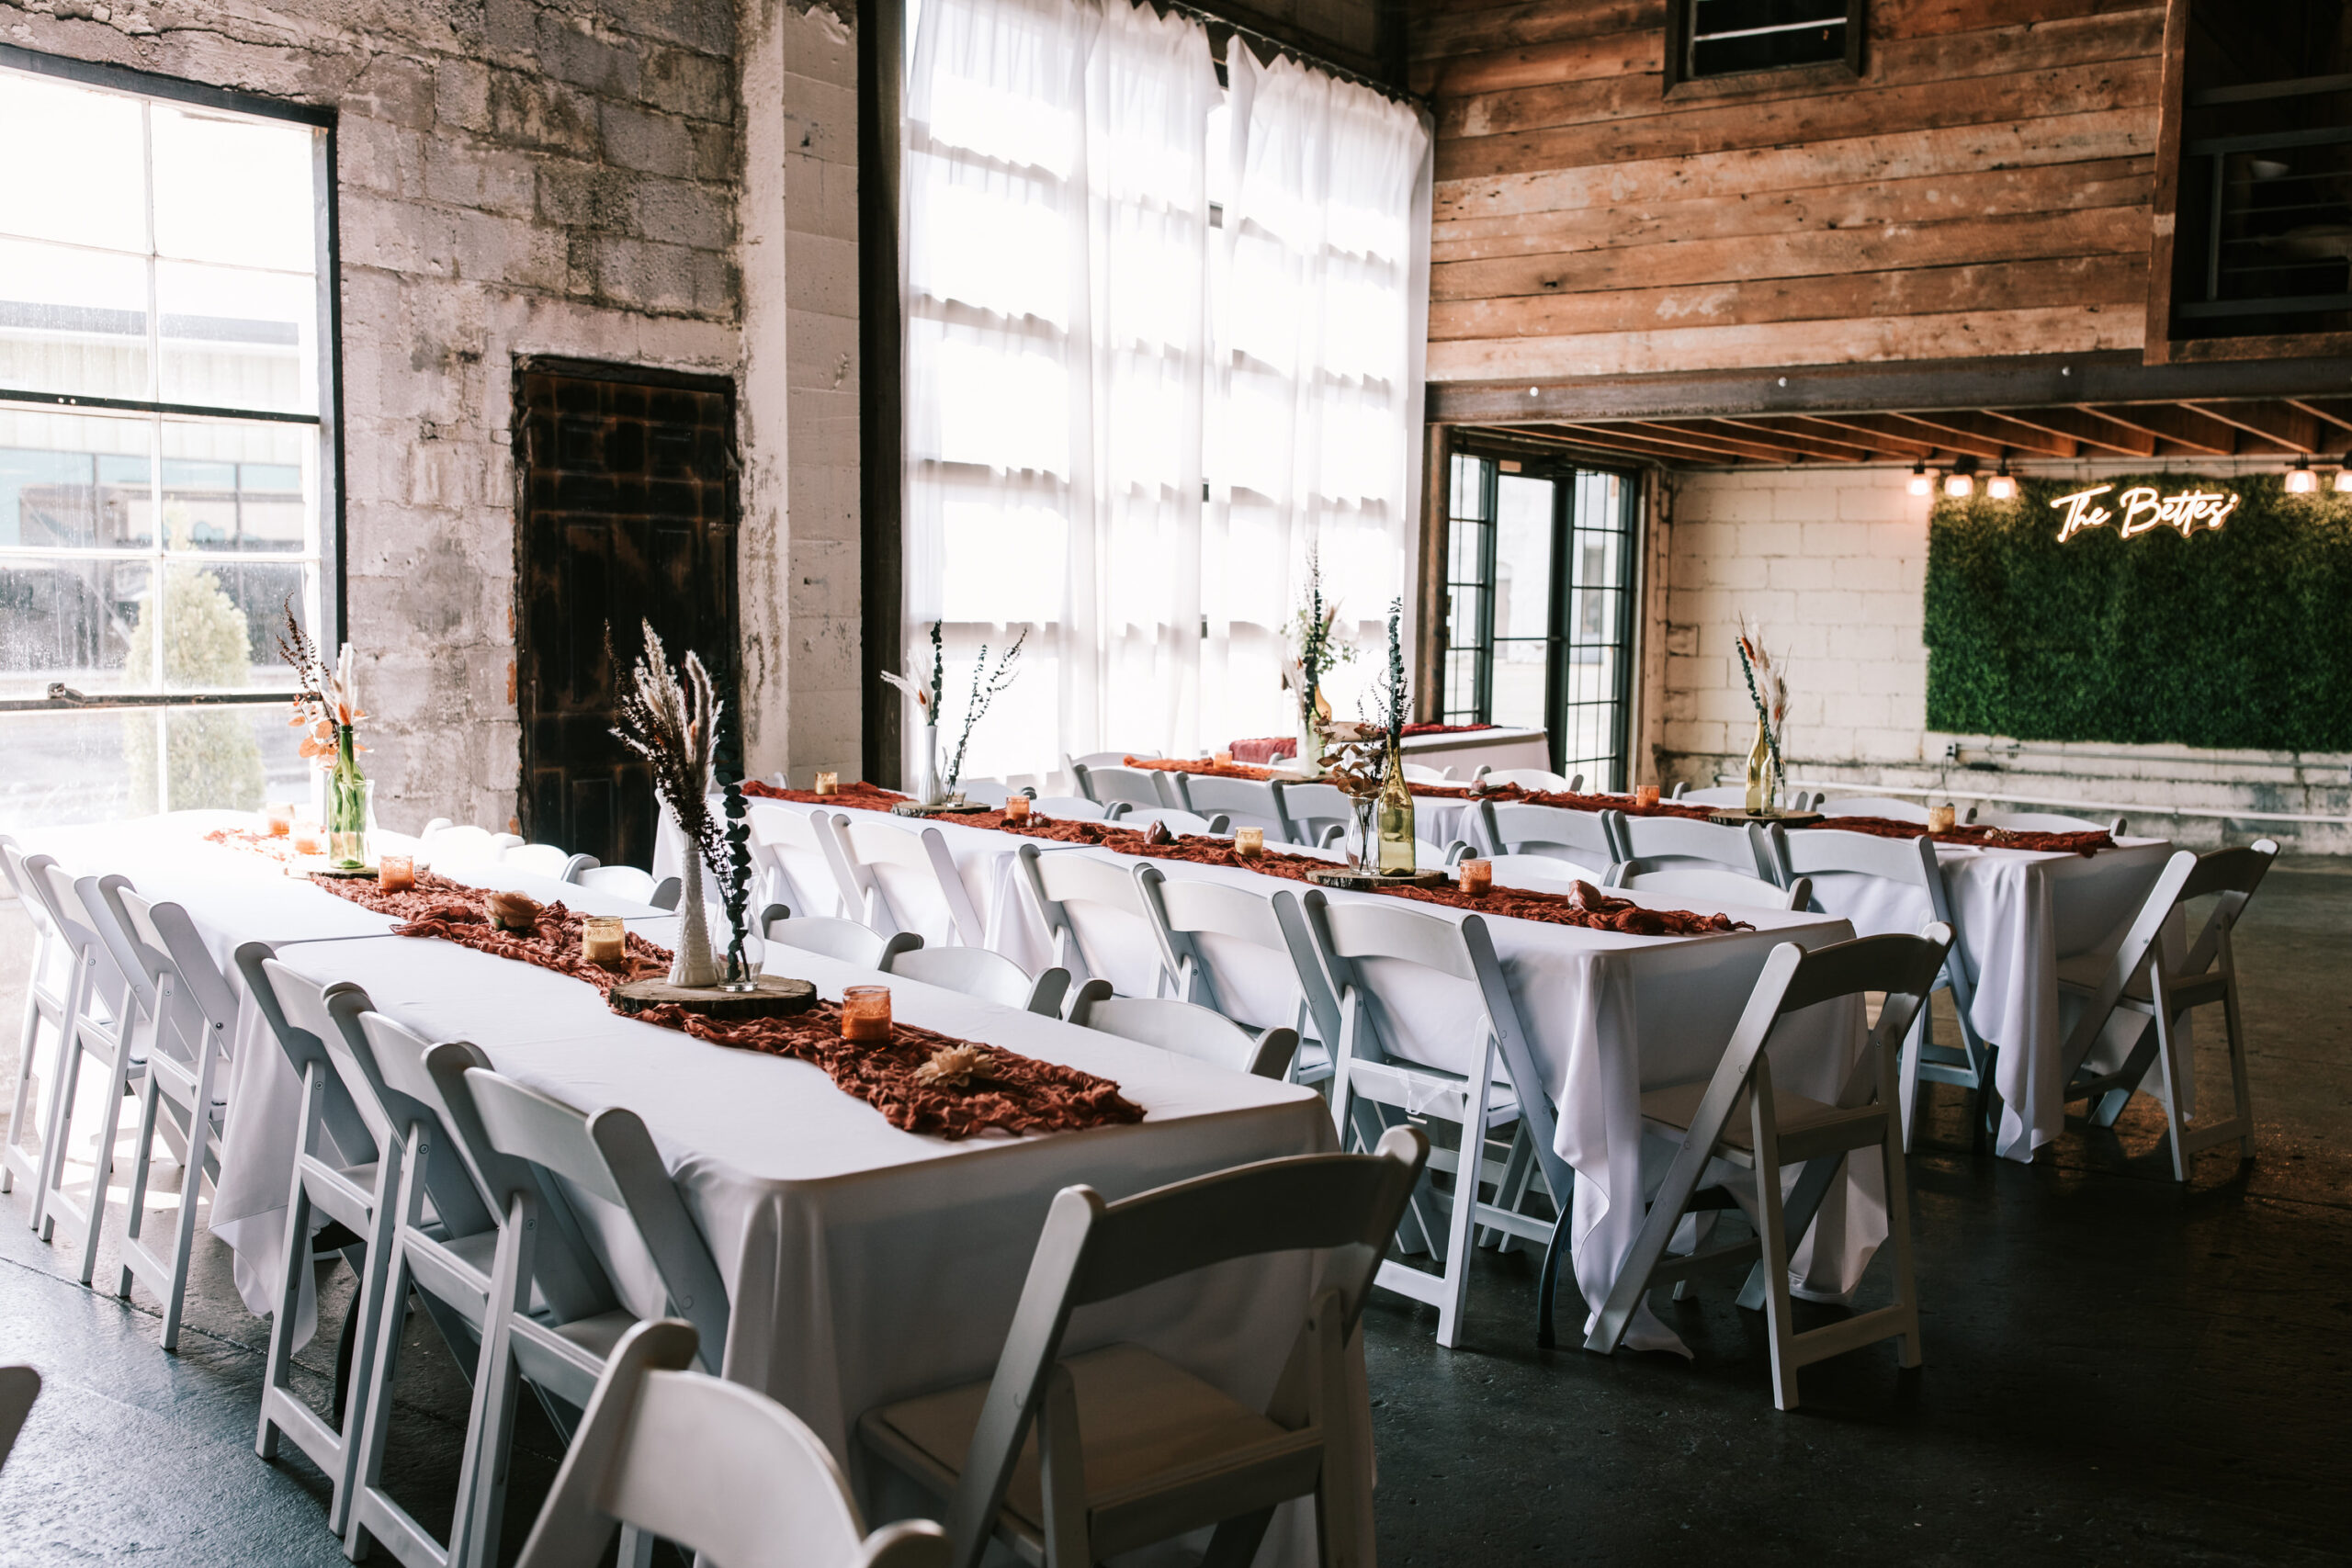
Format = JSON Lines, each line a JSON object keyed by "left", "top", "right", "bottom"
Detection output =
{"left": 1303, "top": 865, "right": 1452, "bottom": 890}
{"left": 610, "top": 974, "right": 816, "bottom": 1020}
{"left": 890, "top": 797, "right": 994, "bottom": 817}
{"left": 1706, "top": 809, "right": 1826, "bottom": 829}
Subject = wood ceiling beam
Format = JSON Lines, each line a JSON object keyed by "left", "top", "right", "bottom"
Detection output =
{"left": 1611, "top": 421, "right": 1841, "bottom": 464}
{"left": 2188, "top": 400, "right": 2323, "bottom": 453}
{"left": 1870, "top": 413, "right": 2011, "bottom": 461}
{"left": 1701, "top": 418, "right": 1882, "bottom": 463}
{"left": 1988, "top": 405, "right": 2157, "bottom": 457}
{"left": 1533, "top": 423, "right": 1736, "bottom": 464}
{"left": 1780, "top": 412, "right": 1940, "bottom": 459}
{"left": 2285, "top": 397, "right": 2352, "bottom": 443}
{"left": 1893, "top": 408, "right": 2079, "bottom": 458}
{"left": 2086, "top": 403, "right": 2245, "bottom": 455}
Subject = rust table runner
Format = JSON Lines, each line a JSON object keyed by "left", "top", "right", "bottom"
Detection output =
{"left": 310, "top": 869, "right": 1143, "bottom": 1139}
{"left": 1122, "top": 758, "right": 1719, "bottom": 820}
{"left": 1797, "top": 816, "right": 2115, "bottom": 857}
{"left": 203, "top": 827, "right": 309, "bottom": 863}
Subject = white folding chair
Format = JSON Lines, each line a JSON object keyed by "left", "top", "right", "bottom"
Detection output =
{"left": 1069, "top": 763, "right": 1171, "bottom": 814}
{"left": 882, "top": 944, "right": 1070, "bottom": 1017}
{"left": 1, "top": 839, "right": 74, "bottom": 1221}
{"left": 763, "top": 910, "right": 922, "bottom": 971}
{"left": 571, "top": 863, "right": 658, "bottom": 904}
{"left": 1574, "top": 927, "right": 1951, "bottom": 1411}
{"left": 1479, "top": 767, "right": 1580, "bottom": 792}
{"left": 1115, "top": 807, "right": 1230, "bottom": 837}
{"left": 503, "top": 842, "right": 596, "bottom": 881}
{"left": 955, "top": 778, "right": 1017, "bottom": 807}
{"left": 1606, "top": 858, "right": 1810, "bottom": 913}
{"left": 0, "top": 1364, "right": 37, "bottom": 1472}
{"left": 1972, "top": 808, "right": 2127, "bottom": 835}
{"left": 1132, "top": 868, "right": 1340, "bottom": 1086}
{"left": 859, "top": 1129, "right": 1428, "bottom": 1568}
{"left": 1476, "top": 799, "right": 1624, "bottom": 870}
{"left": 1068, "top": 979, "right": 1296, "bottom": 1078}
{"left": 1012, "top": 845, "right": 1160, "bottom": 994}
{"left": 1768, "top": 825, "right": 1990, "bottom": 1151}
{"left": 1028, "top": 795, "right": 1115, "bottom": 822}
{"left": 1616, "top": 813, "right": 1776, "bottom": 880}
{"left": 1066, "top": 749, "right": 1159, "bottom": 772}
{"left": 1166, "top": 773, "right": 1287, "bottom": 839}
{"left": 1818, "top": 796, "right": 1930, "bottom": 823}
{"left": 2053, "top": 840, "right": 2278, "bottom": 1180}
{"left": 1399, "top": 761, "right": 1451, "bottom": 784}
{"left": 1272, "top": 780, "right": 1352, "bottom": 848}
{"left": 424, "top": 1047, "right": 733, "bottom": 1567}
{"left": 28, "top": 861, "right": 148, "bottom": 1282}
{"left": 520, "top": 1319, "right": 947, "bottom": 1568}
{"left": 1293, "top": 888, "right": 1573, "bottom": 1348}
{"left": 1677, "top": 784, "right": 1818, "bottom": 811}
{"left": 835, "top": 816, "right": 986, "bottom": 948}
{"left": 1482, "top": 853, "right": 1604, "bottom": 892}
{"left": 745, "top": 800, "right": 863, "bottom": 921}
{"left": 100, "top": 886, "right": 234, "bottom": 1349}
{"left": 420, "top": 823, "right": 525, "bottom": 869}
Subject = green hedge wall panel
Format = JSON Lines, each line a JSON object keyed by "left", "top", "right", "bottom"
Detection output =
{"left": 1923, "top": 474, "right": 2352, "bottom": 753}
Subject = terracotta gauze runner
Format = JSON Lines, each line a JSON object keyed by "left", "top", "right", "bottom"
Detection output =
{"left": 1798, "top": 816, "right": 2115, "bottom": 857}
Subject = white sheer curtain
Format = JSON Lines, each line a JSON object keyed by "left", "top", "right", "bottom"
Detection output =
{"left": 901, "top": 0, "right": 1429, "bottom": 783}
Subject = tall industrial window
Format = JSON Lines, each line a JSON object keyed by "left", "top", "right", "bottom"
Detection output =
{"left": 1440, "top": 456, "right": 1638, "bottom": 790}
{"left": 0, "top": 52, "right": 336, "bottom": 829}
{"left": 1671, "top": 0, "right": 1862, "bottom": 85}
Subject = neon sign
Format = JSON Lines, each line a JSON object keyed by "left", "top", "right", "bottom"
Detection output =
{"left": 2050, "top": 485, "right": 2240, "bottom": 543}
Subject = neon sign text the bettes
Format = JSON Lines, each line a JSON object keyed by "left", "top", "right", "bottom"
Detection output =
{"left": 2049, "top": 485, "right": 2240, "bottom": 543}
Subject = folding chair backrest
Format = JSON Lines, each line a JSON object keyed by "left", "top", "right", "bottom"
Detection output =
{"left": 746, "top": 801, "right": 860, "bottom": 920}
{"left": 1118, "top": 807, "right": 1227, "bottom": 838}
{"left": 1273, "top": 781, "right": 1351, "bottom": 846}
{"left": 1480, "top": 800, "right": 1621, "bottom": 865}
{"left": 1069, "top": 750, "right": 1159, "bottom": 771}
{"left": 1071, "top": 764, "right": 1169, "bottom": 812}
{"left": 0, "top": 839, "right": 49, "bottom": 931}
{"left": 502, "top": 843, "right": 574, "bottom": 879}
{"left": 883, "top": 944, "right": 1066, "bottom": 1017}
{"left": 2060, "top": 840, "right": 2278, "bottom": 1063}
{"left": 517, "top": 1321, "right": 938, "bottom": 1568}
{"left": 941, "top": 1130, "right": 1429, "bottom": 1565}
{"left": 110, "top": 888, "right": 240, "bottom": 1058}
{"left": 763, "top": 913, "right": 922, "bottom": 969}
{"left": 234, "top": 942, "right": 371, "bottom": 1162}
{"left": 1170, "top": 774, "right": 1287, "bottom": 839}
{"left": 1136, "top": 870, "right": 1339, "bottom": 1042}
{"left": 422, "top": 824, "right": 517, "bottom": 868}
{"left": 1973, "top": 809, "right": 2120, "bottom": 834}
{"left": 1770, "top": 825, "right": 1948, "bottom": 929}
{"left": 955, "top": 778, "right": 1015, "bottom": 807}
{"left": 1614, "top": 814, "right": 1771, "bottom": 878}
{"left": 1398, "top": 762, "right": 1449, "bottom": 784}
{"left": 1480, "top": 768, "right": 1577, "bottom": 792}
{"left": 835, "top": 817, "right": 982, "bottom": 946}
{"left": 1015, "top": 845, "right": 1155, "bottom": 990}
{"left": 573, "top": 863, "right": 658, "bottom": 902}
{"left": 1818, "top": 796, "right": 1929, "bottom": 822}
{"left": 1484, "top": 852, "right": 1603, "bottom": 891}
{"left": 1028, "top": 795, "right": 1112, "bottom": 821}
{"left": 1296, "top": 893, "right": 1489, "bottom": 1077}
{"left": 1069, "top": 982, "right": 1296, "bottom": 1078}
{"left": 1607, "top": 859, "right": 1805, "bottom": 912}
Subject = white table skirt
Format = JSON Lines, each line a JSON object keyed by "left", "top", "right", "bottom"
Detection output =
{"left": 1802, "top": 837, "right": 2177, "bottom": 1161}
{"left": 712, "top": 796, "right": 1874, "bottom": 1353}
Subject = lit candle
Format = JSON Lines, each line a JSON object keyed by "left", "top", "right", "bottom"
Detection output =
{"left": 841, "top": 985, "right": 892, "bottom": 1043}
{"left": 263, "top": 802, "right": 294, "bottom": 838}
{"left": 291, "top": 820, "right": 327, "bottom": 856}
{"left": 1458, "top": 858, "right": 1494, "bottom": 896}
{"left": 1928, "top": 804, "right": 1958, "bottom": 834}
{"left": 1002, "top": 795, "right": 1031, "bottom": 822}
{"left": 1214, "top": 750, "right": 1234, "bottom": 768}
{"left": 1234, "top": 826, "right": 1264, "bottom": 858}
{"left": 378, "top": 854, "right": 415, "bottom": 893}
{"left": 582, "top": 915, "right": 627, "bottom": 968}
{"left": 1634, "top": 784, "right": 1660, "bottom": 809}
{"left": 813, "top": 771, "right": 840, "bottom": 797}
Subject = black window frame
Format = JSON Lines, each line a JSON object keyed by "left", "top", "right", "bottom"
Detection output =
{"left": 1665, "top": 0, "right": 1866, "bottom": 95}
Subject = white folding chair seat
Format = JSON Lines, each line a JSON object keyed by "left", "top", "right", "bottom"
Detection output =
{"left": 1972, "top": 808, "right": 2127, "bottom": 835}
{"left": 835, "top": 816, "right": 986, "bottom": 947}
{"left": 1068, "top": 979, "right": 1296, "bottom": 1077}
{"left": 1028, "top": 795, "right": 1115, "bottom": 822}
{"left": 1293, "top": 889, "right": 1574, "bottom": 1348}
{"left": 1272, "top": 781, "right": 1352, "bottom": 848}
{"left": 1615, "top": 813, "right": 1775, "bottom": 880}
{"left": 26, "top": 861, "right": 148, "bottom": 1282}
{"left": 1170, "top": 773, "right": 1289, "bottom": 840}
{"left": 1818, "top": 796, "right": 1930, "bottom": 823}
{"left": 1572, "top": 927, "right": 1950, "bottom": 1410}
{"left": 1013, "top": 845, "right": 1160, "bottom": 995}
{"left": 1479, "top": 767, "right": 1580, "bottom": 792}
{"left": 1767, "top": 825, "right": 1988, "bottom": 1150}
{"left": 1115, "top": 807, "right": 1230, "bottom": 837}
{"left": 571, "top": 863, "right": 658, "bottom": 903}
{"left": 1133, "top": 868, "right": 1341, "bottom": 1086}
{"left": 1482, "top": 852, "right": 1605, "bottom": 891}
{"left": 420, "top": 823, "right": 524, "bottom": 869}
{"left": 1476, "top": 799, "right": 1623, "bottom": 869}
{"left": 503, "top": 842, "right": 596, "bottom": 881}
{"left": 882, "top": 944, "right": 1070, "bottom": 1017}
{"left": 1606, "top": 858, "right": 1810, "bottom": 913}
{"left": 859, "top": 1129, "right": 1427, "bottom": 1568}
{"left": 421, "top": 1048, "right": 733, "bottom": 1566}
{"left": 100, "top": 885, "right": 236, "bottom": 1349}
{"left": 519, "top": 1319, "right": 947, "bottom": 1568}
{"left": 1, "top": 840, "right": 75, "bottom": 1220}
{"left": 745, "top": 800, "right": 863, "bottom": 920}
{"left": 2052, "top": 840, "right": 2277, "bottom": 1181}
{"left": 1069, "top": 762, "right": 1171, "bottom": 813}
{"left": 763, "top": 911, "right": 922, "bottom": 970}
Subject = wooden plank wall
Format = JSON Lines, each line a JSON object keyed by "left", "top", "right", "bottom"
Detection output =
{"left": 1416, "top": 0, "right": 2171, "bottom": 385}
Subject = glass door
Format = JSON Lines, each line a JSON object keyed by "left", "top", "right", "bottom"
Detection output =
{"left": 1439, "top": 453, "right": 1638, "bottom": 790}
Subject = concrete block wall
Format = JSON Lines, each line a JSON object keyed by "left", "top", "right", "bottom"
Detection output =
{"left": 3, "top": 0, "right": 863, "bottom": 833}
{"left": 1651, "top": 462, "right": 2352, "bottom": 854}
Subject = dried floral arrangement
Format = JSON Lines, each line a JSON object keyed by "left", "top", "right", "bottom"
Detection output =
{"left": 881, "top": 620, "right": 945, "bottom": 728}
{"left": 275, "top": 599, "right": 364, "bottom": 767}
{"left": 609, "top": 619, "right": 726, "bottom": 985}
{"left": 1735, "top": 615, "right": 1789, "bottom": 784}
{"left": 1317, "top": 599, "right": 1409, "bottom": 800}
{"left": 943, "top": 626, "right": 1026, "bottom": 795}
{"left": 1281, "top": 543, "right": 1354, "bottom": 729}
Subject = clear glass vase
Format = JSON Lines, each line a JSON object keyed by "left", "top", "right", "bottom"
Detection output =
{"left": 327, "top": 728, "right": 370, "bottom": 871}
{"left": 1348, "top": 794, "right": 1378, "bottom": 870}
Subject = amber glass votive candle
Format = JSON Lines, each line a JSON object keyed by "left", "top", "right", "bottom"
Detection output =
{"left": 1634, "top": 784, "right": 1660, "bottom": 809}
{"left": 582, "top": 915, "right": 627, "bottom": 968}
{"left": 1234, "top": 826, "right": 1264, "bottom": 859}
{"left": 263, "top": 802, "right": 295, "bottom": 837}
{"left": 378, "top": 854, "right": 415, "bottom": 893}
{"left": 813, "top": 770, "right": 840, "bottom": 796}
{"left": 1928, "top": 804, "right": 1959, "bottom": 833}
{"left": 842, "top": 985, "right": 892, "bottom": 1042}
{"left": 1003, "top": 794, "right": 1031, "bottom": 822}
{"left": 1214, "top": 750, "right": 1234, "bottom": 768}
{"left": 1458, "top": 858, "right": 1494, "bottom": 896}
{"left": 291, "top": 820, "right": 327, "bottom": 855}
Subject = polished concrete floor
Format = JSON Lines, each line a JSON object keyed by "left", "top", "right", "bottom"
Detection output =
{"left": 0, "top": 870, "right": 2347, "bottom": 1566}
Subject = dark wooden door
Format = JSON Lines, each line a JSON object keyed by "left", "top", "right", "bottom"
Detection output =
{"left": 514, "top": 359, "right": 738, "bottom": 870}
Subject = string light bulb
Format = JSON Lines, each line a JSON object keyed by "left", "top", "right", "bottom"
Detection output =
{"left": 1986, "top": 460, "right": 2018, "bottom": 502}
{"left": 2286, "top": 457, "right": 2317, "bottom": 494}
{"left": 2334, "top": 455, "right": 2352, "bottom": 493}
{"left": 1907, "top": 460, "right": 1932, "bottom": 497}
{"left": 1942, "top": 455, "right": 1978, "bottom": 499}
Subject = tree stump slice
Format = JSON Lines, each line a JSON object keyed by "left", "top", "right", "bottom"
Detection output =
{"left": 610, "top": 975, "right": 817, "bottom": 1020}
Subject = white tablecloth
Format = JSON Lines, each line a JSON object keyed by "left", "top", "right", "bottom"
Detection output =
{"left": 717, "top": 797, "right": 1873, "bottom": 1353}
{"left": 1801, "top": 836, "right": 2176, "bottom": 1160}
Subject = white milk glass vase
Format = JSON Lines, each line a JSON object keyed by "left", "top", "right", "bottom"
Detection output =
{"left": 669, "top": 852, "right": 720, "bottom": 987}
{"left": 913, "top": 721, "right": 945, "bottom": 806}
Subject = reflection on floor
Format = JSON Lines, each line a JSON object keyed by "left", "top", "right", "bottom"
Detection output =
{"left": 0, "top": 870, "right": 2347, "bottom": 1565}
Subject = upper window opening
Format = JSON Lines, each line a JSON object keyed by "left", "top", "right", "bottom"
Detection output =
{"left": 1673, "top": 0, "right": 1862, "bottom": 86}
